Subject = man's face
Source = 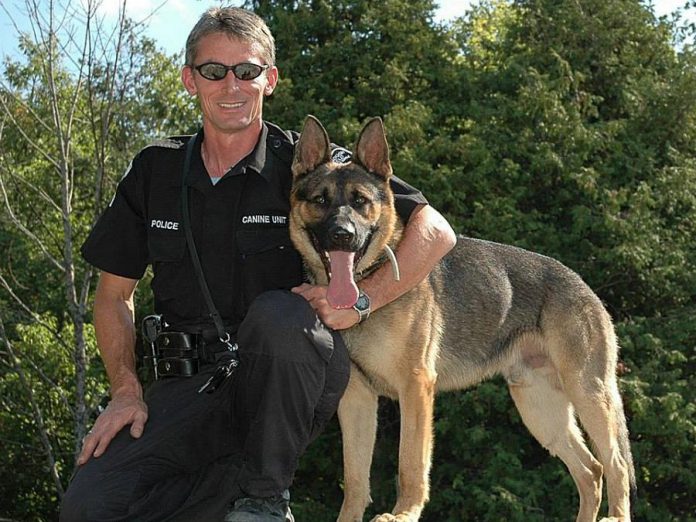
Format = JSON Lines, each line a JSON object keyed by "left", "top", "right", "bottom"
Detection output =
{"left": 181, "top": 32, "right": 278, "bottom": 135}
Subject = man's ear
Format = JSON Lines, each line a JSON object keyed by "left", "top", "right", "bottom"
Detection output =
{"left": 181, "top": 66, "right": 197, "bottom": 96}
{"left": 354, "top": 117, "right": 392, "bottom": 180}
{"left": 264, "top": 66, "right": 279, "bottom": 96}
{"left": 292, "top": 115, "right": 331, "bottom": 179}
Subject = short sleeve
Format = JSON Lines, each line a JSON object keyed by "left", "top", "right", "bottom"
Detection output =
{"left": 390, "top": 175, "right": 428, "bottom": 223}
{"left": 81, "top": 157, "right": 148, "bottom": 279}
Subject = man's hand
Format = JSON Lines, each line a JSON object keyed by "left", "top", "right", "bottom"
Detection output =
{"left": 292, "top": 283, "right": 360, "bottom": 330}
{"left": 77, "top": 394, "right": 148, "bottom": 465}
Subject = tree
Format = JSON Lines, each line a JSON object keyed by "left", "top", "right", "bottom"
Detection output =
{"left": 0, "top": 1, "right": 196, "bottom": 518}
{"left": 250, "top": 0, "right": 455, "bottom": 141}
{"left": 422, "top": 1, "right": 696, "bottom": 519}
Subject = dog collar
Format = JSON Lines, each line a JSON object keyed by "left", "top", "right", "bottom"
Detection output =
{"left": 356, "top": 245, "right": 401, "bottom": 282}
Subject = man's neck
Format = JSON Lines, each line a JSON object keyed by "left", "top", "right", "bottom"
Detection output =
{"left": 200, "top": 121, "right": 263, "bottom": 178}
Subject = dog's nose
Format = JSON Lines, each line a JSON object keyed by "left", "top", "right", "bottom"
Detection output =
{"left": 331, "top": 225, "right": 355, "bottom": 246}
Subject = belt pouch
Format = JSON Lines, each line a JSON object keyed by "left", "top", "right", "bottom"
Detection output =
{"left": 155, "top": 332, "right": 199, "bottom": 377}
{"left": 157, "top": 356, "right": 199, "bottom": 377}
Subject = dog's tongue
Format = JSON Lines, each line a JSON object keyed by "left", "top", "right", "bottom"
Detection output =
{"left": 327, "top": 251, "right": 359, "bottom": 309}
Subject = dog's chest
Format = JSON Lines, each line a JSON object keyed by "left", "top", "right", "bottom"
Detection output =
{"left": 341, "top": 321, "right": 406, "bottom": 399}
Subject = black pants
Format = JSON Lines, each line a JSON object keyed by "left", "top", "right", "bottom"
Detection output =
{"left": 60, "top": 291, "right": 350, "bottom": 521}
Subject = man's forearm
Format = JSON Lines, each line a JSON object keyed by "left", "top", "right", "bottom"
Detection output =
{"left": 94, "top": 275, "right": 142, "bottom": 399}
{"left": 360, "top": 204, "right": 456, "bottom": 311}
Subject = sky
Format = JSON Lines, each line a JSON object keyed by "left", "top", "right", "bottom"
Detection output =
{"left": 0, "top": 0, "right": 693, "bottom": 61}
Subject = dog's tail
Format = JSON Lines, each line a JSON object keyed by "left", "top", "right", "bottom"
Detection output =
{"left": 615, "top": 388, "right": 637, "bottom": 511}
{"left": 618, "top": 402, "right": 636, "bottom": 488}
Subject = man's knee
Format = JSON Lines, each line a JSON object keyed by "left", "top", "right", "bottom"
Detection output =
{"left": 60, "top": 467, "right": 140, "bottom": 522}
{"left": 239, "top": 290, "right": 336, "bottom": 363}
{"left": 244, "top": 290, "right": 312, "bottom": 334}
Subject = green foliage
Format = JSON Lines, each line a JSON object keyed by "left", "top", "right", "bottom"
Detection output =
{"left": 253, "top": 0, "right": 455, "bottom": 142}
{"left": 0, "top": 6, "right": 196, "bottom": 520}
{"left": 0, "top": 317, "right": 104, "bottom": 518}
{"left": 618, "top": 312, "right": 696, "bottom": 521}
{"left": 439, "top": 0, "right": 696, "bottom": 319}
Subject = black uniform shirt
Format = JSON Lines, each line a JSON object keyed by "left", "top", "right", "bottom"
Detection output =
{"left": 81, "top": 121, "right": 428, "bottom": 333}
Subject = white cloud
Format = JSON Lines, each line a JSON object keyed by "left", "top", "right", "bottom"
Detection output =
{"left": 435, "top": 0, "right": 473, "bottom": 22}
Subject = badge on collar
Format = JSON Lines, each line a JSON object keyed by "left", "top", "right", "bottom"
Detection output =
{"left": 331, "top": 147, "right": 352, "bottom": 164}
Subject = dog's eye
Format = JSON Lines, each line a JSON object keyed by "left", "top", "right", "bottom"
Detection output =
{"left": 312, "top": 195, "right": 326, "bottom": 205}
{"left": 353, "top": 194, "right": 368, "bottom": 206}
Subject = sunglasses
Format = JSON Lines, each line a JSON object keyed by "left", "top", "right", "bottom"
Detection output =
{"left": 193, "top": 62, "right": 270, "bottom": 81}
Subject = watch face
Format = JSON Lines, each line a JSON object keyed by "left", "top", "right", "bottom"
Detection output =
{"left": 355, "top": 294, "right": 370, "bottom": 311}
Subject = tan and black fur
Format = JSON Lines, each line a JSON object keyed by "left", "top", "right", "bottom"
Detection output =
{"left": 290, "top": 116, "right": 635, "bottom": 522}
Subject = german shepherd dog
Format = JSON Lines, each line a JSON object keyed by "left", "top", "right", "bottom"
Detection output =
{"left": 289, "top": 116, "right": 635, "bottom": 522}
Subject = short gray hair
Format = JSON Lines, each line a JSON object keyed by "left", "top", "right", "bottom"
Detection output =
{"left": 185, "top": 7, "right": 275, "bottom": 66}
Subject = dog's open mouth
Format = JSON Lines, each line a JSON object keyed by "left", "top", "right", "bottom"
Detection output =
{"left": 326, "top": 250, "right": 360, "bottom": 309}
{"left": 309, "top": 232, "right": 368, "bottom": 309}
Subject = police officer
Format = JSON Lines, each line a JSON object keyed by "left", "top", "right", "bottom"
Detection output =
{"left": 59, "top": 6, "right": 456, "bottom": 522}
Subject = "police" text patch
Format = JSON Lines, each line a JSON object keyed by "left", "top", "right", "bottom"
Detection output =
{"left": 151, "top": 219, "right": 179, "bottom": 230}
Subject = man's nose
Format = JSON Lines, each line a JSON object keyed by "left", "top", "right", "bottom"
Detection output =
{"left": 222, "top": 71, "right": 240, "bottom": 90}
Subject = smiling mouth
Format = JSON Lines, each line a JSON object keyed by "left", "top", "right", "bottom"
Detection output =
{"left": 218, "top": 101, "right": 244, "bottom": 109}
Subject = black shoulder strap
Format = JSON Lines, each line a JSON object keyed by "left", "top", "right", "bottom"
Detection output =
{"left": 180, "top": 133, "right": 230, "bottom": 344}
{"left": 265, "top": 122, "right": 296, "bottom": 165}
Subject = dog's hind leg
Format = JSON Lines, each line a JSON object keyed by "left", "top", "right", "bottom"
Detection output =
{"left": 337, "top": 367, "right": 379, "bottom": 522}
{"left": 568, "top": 376, "right": 634, "bottom": 521}
{"left": 507, "top": 362, "right": 604, "bottom": 522}
{"left": 552, "top": 309, "right": 635, "bottom": 521}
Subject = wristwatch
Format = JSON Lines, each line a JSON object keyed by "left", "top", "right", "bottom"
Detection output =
{"left": 353, "top": 290, "right": 371, "bottom": 323}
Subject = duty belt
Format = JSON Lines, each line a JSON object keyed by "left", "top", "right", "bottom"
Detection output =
{"left": 154, "top": 331, "right": 233, "bottom": 378}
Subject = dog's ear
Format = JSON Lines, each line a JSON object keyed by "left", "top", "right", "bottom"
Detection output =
{"left": 354, "top": 117, "right": 392, "bottom": 180}
{"left": 292, "top": 115, "right": 331, "bottom": 178}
